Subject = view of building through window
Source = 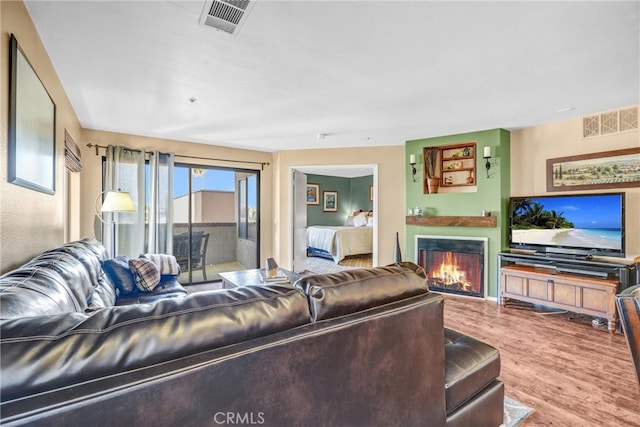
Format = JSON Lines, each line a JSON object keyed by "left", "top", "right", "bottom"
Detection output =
{"left": 171, "top": 165, "right": 259, "bottom": 285}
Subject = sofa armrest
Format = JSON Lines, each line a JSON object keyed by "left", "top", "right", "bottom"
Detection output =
{"left": 616, "top": 286, "right": 640, "bottom": 385}
{"left": 295, "top": 264, "right": 428, "bottom": 321}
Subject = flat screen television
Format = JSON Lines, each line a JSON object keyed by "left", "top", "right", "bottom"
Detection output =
{"left": 509, "top": 192, "right": 625, "bottom": 258}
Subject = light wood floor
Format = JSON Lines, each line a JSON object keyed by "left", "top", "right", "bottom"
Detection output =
{"left": 443, "top": 295, "right": 640, "bottom": 426}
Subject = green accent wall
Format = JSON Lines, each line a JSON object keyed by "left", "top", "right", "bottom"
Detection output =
{"left": 307, "top": 174, "right": 373, "bottom": 226}
{"left": 405, "top": 129, "right": 511, "bottom": 298}
{"left": 350, "top": 175, "right": 374, "bottom": 211}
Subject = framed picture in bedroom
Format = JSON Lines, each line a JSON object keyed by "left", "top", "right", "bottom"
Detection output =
{"left": 8, "top": 34, "right": 56, "bottom": 195}
{"left": 323, "top": 190, "right": 338, "bottom": 212}
{"left": 369, "top": 185, "right": 373, "bottom": 202}
{"left": 306, "top": 183, "right": 320, "bottom": 205}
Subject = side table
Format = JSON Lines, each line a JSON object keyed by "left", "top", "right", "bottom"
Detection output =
{"left": 219, "top": 268, "right": 301, "bottom": 289}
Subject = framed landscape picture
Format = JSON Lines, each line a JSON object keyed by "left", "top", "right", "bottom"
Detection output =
{"left": 306, "top": 183, "right": 320, "bottom": 205}
{"left": 8, "top": 34, "right": 56, "bottom": 195}
{"left": 323, "top": 190, "right": 338, "bottom": 212}
{"left": 546, "top": 147, "right": 640, "bottom": 192}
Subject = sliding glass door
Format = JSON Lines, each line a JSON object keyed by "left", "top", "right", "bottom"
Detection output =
{"left": 173, "top": 164, "right": 259, "bottom": 285}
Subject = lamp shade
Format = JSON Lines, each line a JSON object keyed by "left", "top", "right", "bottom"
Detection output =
{"left": 101, "top": 191, "right": 135, "bottom": 212}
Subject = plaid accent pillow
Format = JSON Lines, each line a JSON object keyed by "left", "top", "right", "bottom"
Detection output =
{"left": 129, "top": 258, "right": 161, "bottom": 292}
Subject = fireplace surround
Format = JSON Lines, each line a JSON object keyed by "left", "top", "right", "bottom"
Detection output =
{"left": 415, "top": 235, "right": 488, "bottom": 298}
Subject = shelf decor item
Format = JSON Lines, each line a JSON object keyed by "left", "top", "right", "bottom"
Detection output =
{"left": 423, "top": 146, "right": 441, "bottom": 194}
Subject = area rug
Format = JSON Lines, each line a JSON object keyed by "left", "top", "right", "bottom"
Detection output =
{"left": 502, "top": 396, "right": 534, "bottom": 427}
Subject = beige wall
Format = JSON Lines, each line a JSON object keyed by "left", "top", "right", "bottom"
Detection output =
{"left": 273, "top": 146, "right": 405, "bottom": 269}
{"left": 510, "top": 106, "right": 640, "bottom": 259}
{"left": 0, "top": 1, "right": 83, "bottom": 272}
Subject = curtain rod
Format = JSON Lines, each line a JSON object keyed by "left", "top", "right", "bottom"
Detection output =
{"left": 86, "top": 143, "right": 270, "bottom": 170}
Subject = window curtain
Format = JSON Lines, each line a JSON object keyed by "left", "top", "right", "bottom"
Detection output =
{"left": 104, "top": 146, "right": 145, "bottom": 257}
{"left": 147, "top": 151, "right": 174, "bottom": 254}
{"left": 104, "top": 146, "right": 175, "bottom": 258}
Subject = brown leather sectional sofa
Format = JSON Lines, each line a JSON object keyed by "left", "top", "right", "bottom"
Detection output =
{"left": 0, "top": 239, "right": 503, "bottom": 426}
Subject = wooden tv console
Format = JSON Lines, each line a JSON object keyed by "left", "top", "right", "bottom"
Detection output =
{"left": 498, "top": 252, "right": 637, "bottom": 334}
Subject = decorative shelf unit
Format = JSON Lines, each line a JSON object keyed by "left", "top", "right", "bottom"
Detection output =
{"left": 439, "top": 142, "right": 476, "bottom": 187}
{"left": 406, "top": 215, "right": 497, "bottom": 228}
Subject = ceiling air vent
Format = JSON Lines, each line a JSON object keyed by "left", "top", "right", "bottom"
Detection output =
{"left": 199, "top": 0, "right": 254, "bottom": 35}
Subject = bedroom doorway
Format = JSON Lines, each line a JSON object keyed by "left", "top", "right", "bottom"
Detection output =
{"left": 291, "top": 165, "right": 378, "bottom": 274}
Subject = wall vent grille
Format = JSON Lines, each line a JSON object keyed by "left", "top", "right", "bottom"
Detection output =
{"left": 583, "top": 106, "right": 638, "bottom": 138}
{"left": 200, "top": 0, "right": 253, "bottom": 35}
{"left": 600, "top": 111, "right": 618, "bottom": 135}
{"left": 620, "top": 106, "right": 639, "bottom": 131}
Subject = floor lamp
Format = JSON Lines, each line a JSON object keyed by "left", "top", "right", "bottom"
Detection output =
{"left": 95, "top": 190, "right": 136, "bottom": 257}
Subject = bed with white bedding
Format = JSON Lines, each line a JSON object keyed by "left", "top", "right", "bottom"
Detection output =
{"left": 306, "top": 213, "right": 373, "bottom": 263}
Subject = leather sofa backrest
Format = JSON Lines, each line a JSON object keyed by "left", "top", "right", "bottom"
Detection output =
{"left": 0, "top": 267, "right": 80, "bottom": 318}
{"left": 2, "top": 282, "right": 447, "bottom": 426}
{"left": 295, "top": 263, "right": 429, "bottom": 321}
{"left": 49, "top": 239, "right": 117, "bottom": 308}
{"left": 21, "top": 252, "right": 94, "bottom": 312}
{"left": 0, "top": 238, "right": 115, "bottom": 319}
{"left": 0, "top": 283, "right": 309, "bottom": 401}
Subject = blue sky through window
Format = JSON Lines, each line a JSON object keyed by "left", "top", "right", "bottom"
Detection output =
{"left": 174, "top": 167, "right": 235, "bottom": 197}
{"left": 173, "top": 167, "right": 256, "bottom": 208}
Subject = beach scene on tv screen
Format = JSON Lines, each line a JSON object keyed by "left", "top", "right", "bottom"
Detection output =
{"left": 512, "top": 195, "right": 622, "bottom": 250}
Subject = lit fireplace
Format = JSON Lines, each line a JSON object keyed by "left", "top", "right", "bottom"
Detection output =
{"left": 428, "top": 251, "right": 473, "bottom": 292}
{"left": 415, "top": 236, "right": 487, "bottom": 298}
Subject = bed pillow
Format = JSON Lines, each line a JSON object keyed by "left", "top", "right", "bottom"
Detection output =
{"left": 129, "top": 258, "right": 161, "bottom": 292}
{"left": 344, "top": 216, "right": 355, "bottom": 226}
{"left": 353, "top": 213, "right": 368, "bottom": 227}
{"left": 366, "top": 216, "right": 374, "bottom": 227}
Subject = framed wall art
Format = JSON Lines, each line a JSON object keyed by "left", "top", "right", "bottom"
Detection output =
{"left": 323, "top": 190, "right": 338, "bottom": 212}
{"left": 8, "top": 34, "right": 56, "bottom": 195}
{"left": 546, "top": 147, "right": 640, "bottom": 192}
{"left": 306, "top": 183, "right": 320, "bottom": 205}
{"left": 369, "top": 184, "right": 374, "bottom": 202}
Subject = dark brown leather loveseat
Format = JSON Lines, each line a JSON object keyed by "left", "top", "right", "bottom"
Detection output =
{"left": 0, "top": 239, "right": 503, "bottom": 426}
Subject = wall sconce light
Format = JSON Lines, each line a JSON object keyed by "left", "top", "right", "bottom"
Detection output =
{"left": 483, "top": 147, "right": 492, "bottom": 178}
{"left": 409, "top": 154, "right": 417, "bottom": 182}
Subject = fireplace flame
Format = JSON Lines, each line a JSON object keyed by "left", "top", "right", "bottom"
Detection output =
{"left": 429, "top": 252, "right": 472, "bottom": 291}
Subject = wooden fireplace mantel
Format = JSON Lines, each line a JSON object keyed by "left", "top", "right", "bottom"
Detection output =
{"left": 406, "top": 215, "right": 497, "bottom": 227}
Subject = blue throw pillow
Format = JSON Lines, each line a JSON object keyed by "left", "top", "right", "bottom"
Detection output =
{"left": 102, "top": 256, "right": 136, "bottom": 294}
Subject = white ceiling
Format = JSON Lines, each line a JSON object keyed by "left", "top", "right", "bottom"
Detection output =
{"left": 25, "top": 1, "right": 640, "bottom": 153}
